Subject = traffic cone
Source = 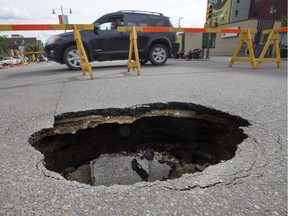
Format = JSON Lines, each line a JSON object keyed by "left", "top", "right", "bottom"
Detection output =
{"left": 10, "top": 61, "right": 14, "bottom": 67}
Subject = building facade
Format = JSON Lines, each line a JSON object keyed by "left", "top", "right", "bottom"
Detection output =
{"left": 230, "top": 0, "right": 251, "bottom": 23}
{"left": 185, "top": 0, "right": 287, "bottom": 57}
{"left": 0, "top": 35, "right": 43, "bottom": 58}
{"left": 248, "top": 0, "right": 287, "bottom": 20}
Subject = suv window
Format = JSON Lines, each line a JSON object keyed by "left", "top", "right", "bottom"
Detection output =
{"left": 150, "top": 16, "right": 171, "bottom": 27}
{"left": 125, "top": 14, "right": 150, "bottom": 26}
{"left": 97, "top": 15, "right": 124, "bottom": 30}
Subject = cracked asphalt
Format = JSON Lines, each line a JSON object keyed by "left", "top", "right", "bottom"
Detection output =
{"left": 0, "top": 58, "right": 287, "bottom": 216}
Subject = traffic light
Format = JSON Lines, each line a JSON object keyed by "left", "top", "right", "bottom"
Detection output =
{"left": 212, "top": 21, "right": 218, "bottom": 28}
{"left": 206, "top": 4, "right": 213, "bottom": 21}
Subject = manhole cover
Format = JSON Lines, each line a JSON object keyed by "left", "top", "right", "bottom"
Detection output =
{"left": 29, "top": 102, "right": 250, "bottom": 186}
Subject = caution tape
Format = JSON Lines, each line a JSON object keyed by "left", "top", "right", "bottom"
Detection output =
{"left": 0, "top": 24, "right": 94, "bottom": 31}
{"left": 279, "top": 27, "right": 288, "bottom": 32}
{"left": 263, "top": 27, "right": 288, "bottom": 34}
{"left": 118, "top": 26, "right": 288, "bottom": 34}
{"left": 117, "top": 26, "right": 259, "bottom": 34}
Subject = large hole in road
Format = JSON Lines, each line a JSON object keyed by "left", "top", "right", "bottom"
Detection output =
{"left": 29, "top": 102, "right": 250, "bottom": 186}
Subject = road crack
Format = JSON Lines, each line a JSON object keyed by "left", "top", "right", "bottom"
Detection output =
{"left": 54, "top": 82, "right": 65, "bottom": 117}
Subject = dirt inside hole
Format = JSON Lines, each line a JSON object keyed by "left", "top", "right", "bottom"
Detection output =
{"left": 29, "top": 102, "right": 250, "bottom": 186}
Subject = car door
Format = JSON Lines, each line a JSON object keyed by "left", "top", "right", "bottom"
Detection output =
{"left": 89, "top": 15, "right": 130, "bottom": 61}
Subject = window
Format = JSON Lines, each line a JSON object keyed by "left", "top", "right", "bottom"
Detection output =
{"left": 202, "top": 33, "right": 216, "bottom": 49}
{"left": 97, "top": 16, "right": 123, "bottom": 30}
{"left": 235, "top": 10, "right": 239, "bottom": 18}
{"left": 259, "top": 34, "right": 269, "bottom": 44}
{"left": 253, "top": 11, "right": 258, "bottom": 17}
{"left": 237, "top": 0, "right": 240, "bottom": 3}
{"left": 270, "top": 5, "right": 277, "bottom": 14}
{"left": 125, "top": 14, "right": 150, "bottom": 26}
{"left": 255, "top": 0, "right": 260, "bottom": 3}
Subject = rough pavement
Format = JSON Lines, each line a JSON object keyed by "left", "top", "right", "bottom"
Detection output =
{"left": 0, "top": 59, "right": 287, "bottom": 215}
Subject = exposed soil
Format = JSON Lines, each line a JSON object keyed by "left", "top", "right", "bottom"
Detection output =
{"left": 29, "top": 102, "right": 250, "bottom": 185}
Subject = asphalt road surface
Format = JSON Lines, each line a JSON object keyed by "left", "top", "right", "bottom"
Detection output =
{"left": 0, "top": 58, "right": 287, "bottom": 216}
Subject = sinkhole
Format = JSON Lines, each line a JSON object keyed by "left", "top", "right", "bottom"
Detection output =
{"left": 29, "top": 102, "right": 250, "bottom": 186}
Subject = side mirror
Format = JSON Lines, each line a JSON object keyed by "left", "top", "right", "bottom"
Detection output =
{"left": 94, "top": 23, "right": 100, "bottom": 31}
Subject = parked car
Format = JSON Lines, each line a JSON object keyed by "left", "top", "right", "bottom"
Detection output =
{"left": 13, "top": 56, "right": 22, "bottom": 64}
{"left": 0, "top": 57, "right": 17, "bottom": 66}
{"left": 45, "top": 10, "right": 179, "bottom": 70}
{"left": 25, "top": 56, "right": 30, "bottom": 63}
{"left": 38, "top": 55, "right": 48, "bottom": 62}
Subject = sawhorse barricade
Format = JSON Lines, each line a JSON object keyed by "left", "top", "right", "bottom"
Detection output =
{"left": 229, "top": 29, "right": 258, "bottom": 69}
{"left": 1, "top": 24, "right": 286, "bottom": 77}
{"left": 118, "top": 26, "right": 248, "bottom": 74}
{"left": 257, "top": 27, "right": 287, "bottom": 69}
{"left": 0, "top": 24, "right": 94, "bottom": 79}
{"left": 16, "top": 50, "right": 28, "bottom": 65}
{"left": 127, "top": 26, "right": 141, "bottom": 75}
{"left": 230, "top": 27, "right": 287, "bottom": 69}
{"left": 118, "top": 26, "right": 287, "bottom": 73}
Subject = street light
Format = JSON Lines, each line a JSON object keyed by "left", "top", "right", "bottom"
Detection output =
{"left": 178, "top": 17, "right": 184, "bottom": 28}
{"left": 52, "top": 5, "right": 73, "bottom": 33}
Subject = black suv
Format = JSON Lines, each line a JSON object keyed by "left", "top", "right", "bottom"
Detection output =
{"left": 45, "top": 10, "right": 179, "bottom": 70}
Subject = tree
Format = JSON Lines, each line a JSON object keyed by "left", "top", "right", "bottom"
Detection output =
{"left": 281, "top": 15, "right": 287, "bottom": 27}
{"left": 24, "top": 43, "right": 42, "bottom": 52}
{"left": 0, "top": 35, "right": 9, "bottom": 56}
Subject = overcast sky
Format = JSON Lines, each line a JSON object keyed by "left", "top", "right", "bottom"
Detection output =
{"left": 0, "top": 0, "right": 207, "bottom": 43}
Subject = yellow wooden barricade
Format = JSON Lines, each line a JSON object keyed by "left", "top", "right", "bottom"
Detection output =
{"left": 16, "top": 50, "right": 28, "bottom": 65}
{"left": 257, "top": 29, "right": 282, "bottom": 68}
{"left": 127, "top": 26, "right": 141, "bottom": 75}
{"left": 229, "top": 29, "right": 257, "bottom": 69}
{"left": 73, "top": 25, "right": 94, "bottom": 79}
